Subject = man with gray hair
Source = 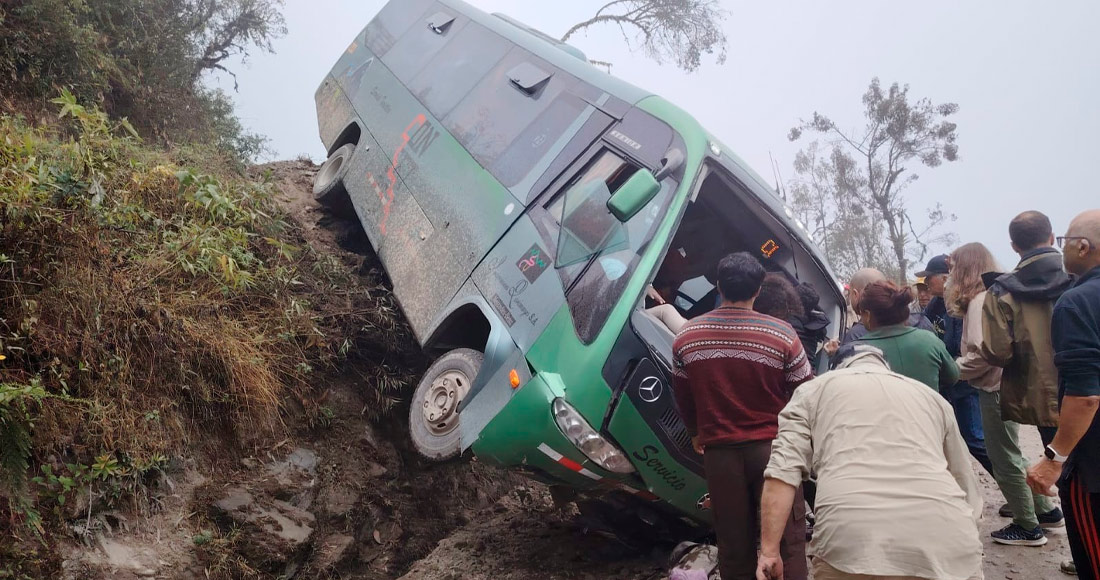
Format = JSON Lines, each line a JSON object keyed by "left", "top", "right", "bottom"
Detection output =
{"left": 834, "top": 268, "right": 934, "bottom": 348}
{"left": 756, "top": 344, "right": 984, "bottom": 580}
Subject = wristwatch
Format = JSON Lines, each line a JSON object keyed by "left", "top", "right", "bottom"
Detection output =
{"left": 1044, "top": 445, "right": 1069, "bottom": 463}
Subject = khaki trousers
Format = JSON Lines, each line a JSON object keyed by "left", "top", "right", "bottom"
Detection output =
{"left": 813, "top": 559, "right": 984, "bottom": 580}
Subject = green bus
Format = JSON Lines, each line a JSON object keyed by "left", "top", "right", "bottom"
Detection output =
{"left": 313, "top": 0, "right": 844, "bottom": 528}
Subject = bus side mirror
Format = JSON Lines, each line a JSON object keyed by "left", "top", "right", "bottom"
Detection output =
{"left": 607, "top": 170, "right": 660, "bottom": 222}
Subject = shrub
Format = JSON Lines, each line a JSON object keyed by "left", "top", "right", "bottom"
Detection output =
{"left": 0, "top": 96, "right": 419, "bottom": 535}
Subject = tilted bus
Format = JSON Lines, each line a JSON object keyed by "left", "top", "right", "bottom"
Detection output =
{"left": 313, "top": 0, "right": 845, "bottom": 529}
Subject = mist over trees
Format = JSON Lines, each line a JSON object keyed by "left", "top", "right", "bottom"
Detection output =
{"left": 0, "top": 0, "right": 287, "bottom": 161}
{"left": 787, "top": 78, "right": 960, "bottom": 282}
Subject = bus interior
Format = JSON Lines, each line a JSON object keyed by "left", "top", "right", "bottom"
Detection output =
{"left": 634, "top": 162, "right": 843, "bottom": 370}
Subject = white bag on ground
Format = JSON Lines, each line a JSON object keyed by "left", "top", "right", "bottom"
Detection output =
{"left": 668, "top": 541, "right": 720, "bottom": 580}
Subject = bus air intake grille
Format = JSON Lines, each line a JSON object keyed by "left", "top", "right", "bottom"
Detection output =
{"left": 658, "top": 408, "right": 692, "bottom": 450}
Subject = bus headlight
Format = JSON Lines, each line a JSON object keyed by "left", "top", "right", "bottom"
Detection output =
{"left": 551, "top": 398, "right": 635, "bottom": 474}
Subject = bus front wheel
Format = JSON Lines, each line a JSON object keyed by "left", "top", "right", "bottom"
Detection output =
{"left": 409, "top": 348, "right": 483, "bottom": 461}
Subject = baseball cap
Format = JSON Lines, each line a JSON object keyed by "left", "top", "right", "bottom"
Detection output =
{"left": 916, "top": 255, "right": 950, "bottom": 278}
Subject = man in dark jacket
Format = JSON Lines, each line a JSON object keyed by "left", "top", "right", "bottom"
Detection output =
{"left": 981, "top": 211, "right": 1074, "bottom": 444}
{"left": 1027, "top": 209, "right": 1100, "bottom": 579}
{"left": 917, "top": 255, "right": 995, "bottom": 478}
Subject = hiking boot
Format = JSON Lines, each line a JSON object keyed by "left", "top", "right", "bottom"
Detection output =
{"left": 1039, "top": 507, "right": 1066, "bottom": 529}
{"left": 991, "top": 523, "right": 1047, "bottom": 546}
{"left": 999, "top": 503, "right": 1014, "bottom": 518}
{"left": 1062, "top": 560, "right": 1078, "bottom": 576}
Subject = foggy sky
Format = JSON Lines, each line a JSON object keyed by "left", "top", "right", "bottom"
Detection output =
{"left": 208, "top": 0, "right": 1100, "bottom": 275}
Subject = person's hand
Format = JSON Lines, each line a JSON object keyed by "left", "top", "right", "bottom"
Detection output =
{"left": 1027, "top": 458, "right": 1063, "bottom": 497}
{"left": 691, "top": 436, "right": 704, "bottom": 455}
{"left": 823, "top": 340, "right": 840, "bottom": 357}
{"left": 646, "top": 285, "right": 666, "bottom": 305}
{"left": 756, "top": 552, "right": 783, "bottom": 580}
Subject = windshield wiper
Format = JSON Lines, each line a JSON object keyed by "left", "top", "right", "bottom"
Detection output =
{"left": 563, "top": 249, "right": 603, "bottom": 297}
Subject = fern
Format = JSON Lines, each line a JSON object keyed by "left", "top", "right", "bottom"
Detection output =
{"left": 0, "top": 380, "right": 48, "bottom": 500}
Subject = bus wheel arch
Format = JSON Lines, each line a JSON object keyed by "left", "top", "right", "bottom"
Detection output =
{"left": 424, "top": 303, "right": 492, "bottom": 357}
{"left": 326, "top": 121, "right": 361, "bottom": 156}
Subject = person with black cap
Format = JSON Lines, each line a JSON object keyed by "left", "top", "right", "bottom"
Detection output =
{"left": 918, "top": 254, "right": 997, "bottom": 484}
{"left": 917, "top": 254, "right": 952, "bottom": 338}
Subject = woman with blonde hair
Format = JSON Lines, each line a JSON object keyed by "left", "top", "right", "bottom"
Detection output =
{"left": 950, "top": 242, "right": 1064, "bottom": 546}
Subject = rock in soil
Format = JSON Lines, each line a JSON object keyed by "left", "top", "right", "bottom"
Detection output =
{"left": 211, "top": 486, "right": 316, "bottom": 571}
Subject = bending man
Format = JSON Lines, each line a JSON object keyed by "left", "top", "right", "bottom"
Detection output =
{"left": 757, "top": 344, "right": 983, "bottom": 580}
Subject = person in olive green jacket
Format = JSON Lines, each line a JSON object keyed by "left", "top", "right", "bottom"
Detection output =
{"left": 853, "top": 280, "right": 959, "bottom": 392}
{"left": 980, "top": 211, "right": 1073, "bottom": 440}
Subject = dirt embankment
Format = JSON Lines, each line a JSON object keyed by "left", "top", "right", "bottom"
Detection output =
{"left": 48, "top": 160, "right": 667, "bottom": 580}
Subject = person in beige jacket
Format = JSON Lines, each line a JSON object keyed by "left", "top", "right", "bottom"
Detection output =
{"left": 756, "top": 343, "right": 983, "bottom": 580}
{"left": 952, "top": 242, "right": 1063, "bottom": 546}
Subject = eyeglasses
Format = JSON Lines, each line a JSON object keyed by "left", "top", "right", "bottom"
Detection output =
{"left": 1057, "top": 236, "right": 1093, "bottom": 250}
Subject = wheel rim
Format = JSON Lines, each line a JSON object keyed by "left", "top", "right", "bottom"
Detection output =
{"left": 420, "top": 369, "right": 470, "bottom": 436}
{"left": 316, "top": 154, "right": 344, "bottom": 191}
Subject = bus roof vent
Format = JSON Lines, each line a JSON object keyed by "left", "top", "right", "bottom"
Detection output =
{"left": 491, "top": 12, "right": 589, "bottom": 62}
{"left": 508, "top": 62, "right": 552, "bottom": 95}
{"left": 427, "top": 11, "right": 456, "bottom": 34}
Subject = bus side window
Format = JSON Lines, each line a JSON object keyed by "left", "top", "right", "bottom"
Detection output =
{"left": 443, "top": 47, "right": 578, "bottom": 180}
{"left": 406, "top": 23, "right": 511, "bottom": 119}
{"left": 365, "top": 0, "right": 436, "bottom": 56}
{"left": 383, "top": 6, "right": 465, "bottom": 85}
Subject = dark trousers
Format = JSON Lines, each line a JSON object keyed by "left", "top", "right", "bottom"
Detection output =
{"left": 1062, "top": 473, "right": 1100, "bottom": 580}
{"left": 945, "top": 384, "right": 995, "bottom": 476}
{"left": 704, "top": 441, "right": 807, "bottom": 580}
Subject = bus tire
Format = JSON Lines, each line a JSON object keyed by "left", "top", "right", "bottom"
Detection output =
{"left": 313, "top": 143, "right": 355, "bottom": 213}
{"left": 409, "top": 348, "right": 483, "bottom": 461}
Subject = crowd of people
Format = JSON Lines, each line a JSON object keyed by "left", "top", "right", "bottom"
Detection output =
{"left": 669, "top": 209, "right": 1100, "bottom": 580}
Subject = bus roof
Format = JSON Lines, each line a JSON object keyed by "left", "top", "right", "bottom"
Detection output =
{"left": 441, "top": 0, "right": 654, "bottom": 106}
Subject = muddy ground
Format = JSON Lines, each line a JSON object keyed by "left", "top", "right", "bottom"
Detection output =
{"left": 58, "top": 160, "right": 1070, "bottom": 580}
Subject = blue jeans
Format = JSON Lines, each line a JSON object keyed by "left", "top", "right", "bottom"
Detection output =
{"left": 943, "top": 382, "right": 995, "bottom": 477}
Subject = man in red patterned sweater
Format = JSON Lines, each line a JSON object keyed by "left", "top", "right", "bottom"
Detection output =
{"left": 673, "top": 252, "right": 814, "bottom": 580}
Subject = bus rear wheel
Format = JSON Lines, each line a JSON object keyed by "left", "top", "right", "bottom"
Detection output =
{"left": 313, "top": 143, "right": 355, "bottom": 214}
{"left": 409, "top": 348, "right": 483, "bottom": 461}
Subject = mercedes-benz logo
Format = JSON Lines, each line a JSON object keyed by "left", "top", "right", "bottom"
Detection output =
{"left": 638, "top": 376, "right": 663, "bottom": 403}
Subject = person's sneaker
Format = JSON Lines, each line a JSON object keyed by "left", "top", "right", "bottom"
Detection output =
{"left": 999, "top": 503, "right": 1014, "bottom": 518}
{"left": 991, "top": 523, "right": 1047, "bottom": 546}
{"left": 1039, "top": 507, "right": 1066, "bottom": 529}
{"left": 1061, "top": 560, "right": 1078, "bottom": 575}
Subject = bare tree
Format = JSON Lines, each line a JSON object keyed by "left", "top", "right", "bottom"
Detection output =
{"left": 186, "top": 0, "right": 288, "bottom": 87}
{"left": 562, "top": 0, "right": 728, "bottom": 72}
{"left": 789, "top": 78, "right": 959, "bottom": 281}
{"left": 789, "top": 142, "right": 899, "bottom": 281}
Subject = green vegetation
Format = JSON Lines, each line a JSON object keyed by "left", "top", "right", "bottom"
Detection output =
{"left": 0, "top": 0, "right": 286, "bottom": 163}
{"left": 0, "top": 95, "right": 417, "bottom": 548}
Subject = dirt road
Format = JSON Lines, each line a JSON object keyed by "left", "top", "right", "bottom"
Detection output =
{"left": 979, "top": 427, "right": 1071, "bottom": 580}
